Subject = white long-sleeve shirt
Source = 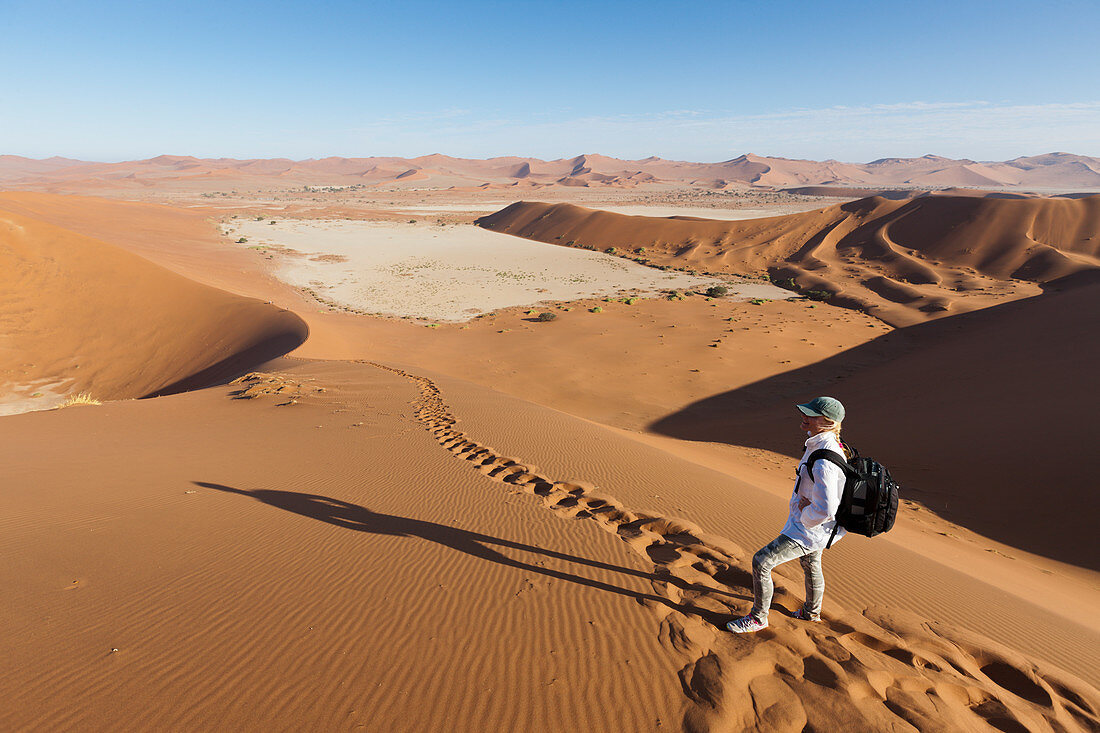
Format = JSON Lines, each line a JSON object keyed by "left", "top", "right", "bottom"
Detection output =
{"left": 781, "top": 431, "right": 847, "bottom": 551}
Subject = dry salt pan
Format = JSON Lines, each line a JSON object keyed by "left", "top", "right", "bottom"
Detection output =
{"left": 227, "top": 219, "right": 794, "bottom": 322}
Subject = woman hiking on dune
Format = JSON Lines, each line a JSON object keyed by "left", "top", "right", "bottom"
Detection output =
{"left": 727, "top": 396, "right": 848, "bottom": 633}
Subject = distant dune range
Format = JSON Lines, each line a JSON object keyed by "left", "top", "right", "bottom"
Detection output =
{"left": 0, "top": 209, "right": 307, "bottom": 405}
{"left": 477, "top": 194, "right": 1100, "bottom": 326}
{"left": 3, "top": 151, "right": 1100, "bottom": 190}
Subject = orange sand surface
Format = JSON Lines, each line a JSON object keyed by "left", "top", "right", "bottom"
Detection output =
{"left": 2, "top": 188, "right": 1098, "bottom": 732}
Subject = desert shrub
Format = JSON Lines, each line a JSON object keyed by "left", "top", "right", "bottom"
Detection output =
{"left": 268, "top": 220, "right": 276, "bottom": 225}
{"left": 606, "top": 247, "right": 618, "bottom": 254}
{"left": 237, "top": 237, "right": 248, "bottom": 243}
{"left": 750, "top": 298, "right": 769, "bottom": 305}
{"left": 624, "top": 297, "right": 637, "bottom": 305}
{"left": 536, "top": 312, "right": 557, "bottom": 322}
{"left": 705, "top": 285, "right": 729, "bottom": 297}
{"left": 590, "top": 306, "right": 603, "bottom": 313}
{"left": 255, "top": 215, "right": 265, "bottom": 220}
{"left": 804, "top": 290, "right": 833, "bottom": 301}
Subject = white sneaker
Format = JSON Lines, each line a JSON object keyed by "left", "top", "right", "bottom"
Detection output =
{"left": 726, "top": 615, "right": 768, "bottom": 633}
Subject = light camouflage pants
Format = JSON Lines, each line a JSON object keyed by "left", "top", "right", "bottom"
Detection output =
{"left": 749, "top": 534, "right": 824, "bottom": 622}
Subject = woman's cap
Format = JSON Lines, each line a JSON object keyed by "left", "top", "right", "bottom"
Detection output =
{"left": 797, "top": 396, "right": 845, "bottom": 423}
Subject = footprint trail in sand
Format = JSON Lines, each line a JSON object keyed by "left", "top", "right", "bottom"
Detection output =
{"left": 357, "top": 361, "right": 1100, "bottom": 732}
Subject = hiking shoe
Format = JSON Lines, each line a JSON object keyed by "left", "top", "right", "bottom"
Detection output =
{"left": 793, "top": 608, "right": 821, "bottom": 622}
{"left": 726, "top": 615, "right": 768, "bottom": 633}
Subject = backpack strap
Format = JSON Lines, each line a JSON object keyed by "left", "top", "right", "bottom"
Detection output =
{"left": 803, "top": 449, "right": 855, "bottom": 550}
{"left": 804, "top": 449, "right": 856, "bottom": 481}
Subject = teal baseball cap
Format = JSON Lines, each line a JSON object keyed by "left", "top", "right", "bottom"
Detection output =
{"left": 797, "top": 396, "right": 845, "bottom": 423}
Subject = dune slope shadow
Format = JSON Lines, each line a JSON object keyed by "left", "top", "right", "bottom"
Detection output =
{"left": 144, "top": 325, "right": 308, "bottom": 398}
{"left": 649, "top": 282, "right": 1100, "bottom": 570}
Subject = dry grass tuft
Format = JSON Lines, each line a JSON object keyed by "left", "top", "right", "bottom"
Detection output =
{"left": 58, "top": 392, "right": 101, "bottom": 408}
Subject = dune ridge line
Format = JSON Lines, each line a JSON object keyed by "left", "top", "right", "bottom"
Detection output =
{"left": 477, "top": 195, "right": 1100, "bottom": 326}
{"left": 358, "top": 360, "right": 1100, "bottom": 732}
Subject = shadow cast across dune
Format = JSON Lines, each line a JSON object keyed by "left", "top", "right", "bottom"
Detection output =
{"left": 648, "top": 283, "right": 1100, "bottom": 570}
{"left": 145, "top": 319, "right": 309, "bottom": 398}
{"left": 195, "top": 482, "right": 743, "bottom": 625}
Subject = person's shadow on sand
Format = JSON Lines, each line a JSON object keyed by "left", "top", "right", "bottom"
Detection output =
{"left": 194, "top": 481, "right": 747, "bottom": 625}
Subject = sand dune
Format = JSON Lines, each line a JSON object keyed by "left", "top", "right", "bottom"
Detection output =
{"left": 2, "top": 359, "right": 1097, "bottom": 731}
{"left": 476, "top": 195, "right": 1100, "bottom": 325}
{"left": 0, "top": 191, "right": 302, "bottom": 300}
{"left": 4, "top": 151, "right": 1100, "bottom": 191}
{"left": 0, "top": 209, "right": 307, "bottom": 410}
{"left": 2, "top": 189, "right": 1098, "bottom": 730}
{"left": 651, "top": 281, "right": 1100, "bottom": 569}
{"left": 418, "top": 365, "right": 1100, "bottom": 730}
{"left": 0, "top": 363, "right": 687, "bottom": 731}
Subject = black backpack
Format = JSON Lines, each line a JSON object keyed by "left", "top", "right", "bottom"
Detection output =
{"left": 804, "top": 444, "right": 900, "bottom": 548}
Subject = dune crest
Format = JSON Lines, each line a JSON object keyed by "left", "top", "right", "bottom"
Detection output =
{"left": 371, "top": 361, "right": 1100, "bottom": 731}
{"left": 476, "top": 195, "right": 1100, "bottom": 325}
{"left": 650, "top": 281, "right": 1100, "bottom": 569}
{"left": 0, "top": 210, "right": 307, "bottom": 411}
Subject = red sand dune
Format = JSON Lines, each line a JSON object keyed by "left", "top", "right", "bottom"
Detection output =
{"left": 2, "top": 191, "right": 1099, "bottom": 730}
{"left": 476, "top": 195, "right": 1100, "bottom": 325}
{"left": 0, "top": 209, "right": 307, "bottom": 403}
{"left": 3, "top": 359, "right": 1098, "bottom": 731}
{"left": 4, "top": 151, "right": 1100, "bottom": 190}
{"left": 650, "top": 281, "right": 1100, "bottom": 569}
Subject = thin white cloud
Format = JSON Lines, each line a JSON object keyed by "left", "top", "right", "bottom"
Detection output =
{"left": 8, "top": 100, "right": 1098, "bottom": 162}
{"left": 368, "top": 100, "right": 1100, "bottom": 161}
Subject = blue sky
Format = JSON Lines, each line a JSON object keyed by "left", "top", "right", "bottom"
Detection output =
{"left": 3, "top": 0, "right": 1098, "bottom": 162}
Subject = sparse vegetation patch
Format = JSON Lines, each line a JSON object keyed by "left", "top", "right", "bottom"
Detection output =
{"left": 57, "top": 393, "right": 100, "bottom": 408}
